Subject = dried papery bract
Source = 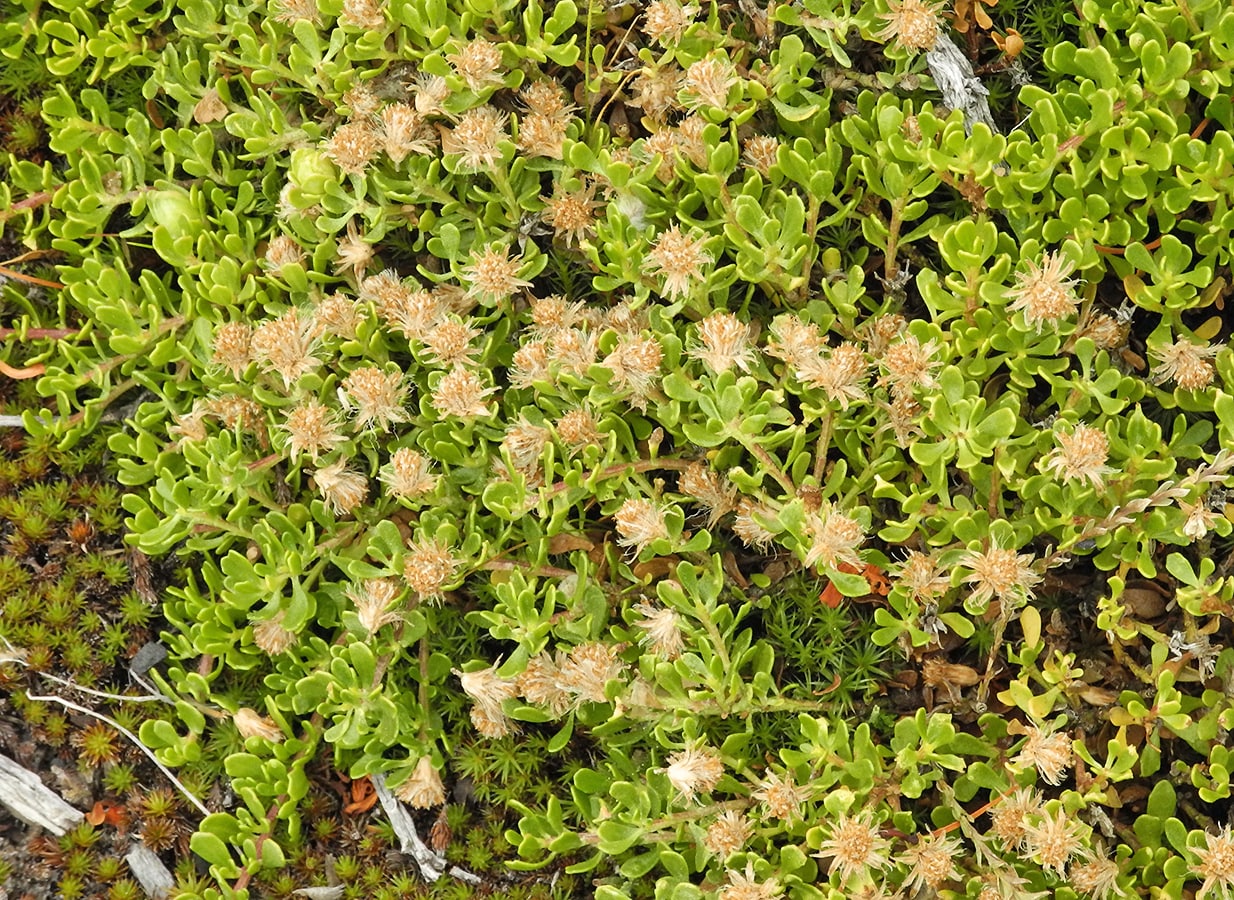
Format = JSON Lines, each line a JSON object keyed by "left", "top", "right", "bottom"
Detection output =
{"left": 1070, "top": 857, "right": 1121, "bottom": 900}
{"left": 252, "top": 611, "right": 296, "bottom": 656}
{"left": 431, "top": 366, "right": 496, "bottom": 420}
{"left": 324, "top": 121, "right": 381, "bottom": 175}
{"left": 540, "top": 185, "right": 600, "bottom": 247}
{"left": 233, "top": 708, "right": 283, "bottom": 742}
{"left": 679, "top": 462, "right": 737, "bottom": 527}
{"left": 683, "top": 55, "right": 738, "bottom": 110}
{"left": 742, "top": 135, "right": 780, "bottom": 176}
{"left": 987, "top": 787, "right": 1043, "bottom": 852}
{"left": 803, "top": 505, "right": 865, "bottom": 571}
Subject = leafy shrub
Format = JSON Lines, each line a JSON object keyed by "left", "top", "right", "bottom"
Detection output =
{"left": 4, "top": 0, "right": 1234, "bottom": 897}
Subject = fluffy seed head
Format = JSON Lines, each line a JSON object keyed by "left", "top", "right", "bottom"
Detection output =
{"left": 1194, "top": 825, "right": 1234, "bottom": 900}
{"left": 604, "top": 336, "right": 663, "bottom": 408}
{"left": 517, "top": 112, "right": 570, "bottom": 159}
{"left": 347, "top": 578, "right": 402, "bottom": 635}
{"left": 264, "top": 235, "right": 304, "bottom": 270}
{"left": 1071, "top": 857, "right": 1121, "bottom": 900}
{"left": 464, "top": 244, "right": 532, "bottom": 305}
{"left": 988, "top": 787, "right": 1043, "bottom": 851}
{"left": 803, "top": 505, "right": 865, "bottom": 571}
{"left": 212, "top": 322, "right": 253, "bottom": 377}
{"left": 540, "top": 185, "right": 599, "bottom": 247}
{"left": 642, "top": 0, "right": 698, "bottom": 44}
{"left": 557, "top": 407, "right": 602, "bottom": 453}
{"left": 312, "top": 292, "right": 360, "bottom": 340}
{"left": 962, "top": 542, "right": 1042, "bottom": 610}
{"left": 252, "top": 611, "right": 296, "bottom": 656}
{"left": 633, "top": 601, "right": 684, "bottom": 660}
{"left": 765, "top": 315, "right": 825, "bottom": 369}
{"left": 799, "top": 342, "right": 868, "bottom": 408}
{"left": 251, "top": 310, "right": 319, "bottom": 387}
{"left": 1024, "top": 807, "right": 1091, "bottom": 876}
{"left": 442, "top": 106, "right": 508, "bottom": 171}
{"left": 448, "top": 38, "right": 504, "bottom": 92}
{"left": 684, "top": 55, "right": 738, "bottom": 110}
{"left": 879, "top": 334, "right": 941, "bottom": 396}
{"left": 704, "top": 810, "right": 751, "bottom": 858}
{"left": 233, "top": 708, "right": 282, "bottom": 742}
{"left": 752, "top": 771, "right": 808, "bottom": 822}
{"left": 557, "top": 642, "right": 625, "bottom": 706}
{"left": 1012, "top": 725, "right": 1073, "bottom": 785}
{"left": 733, "top": 498, "right": 776, "bottom": 550}
{"left": 679, "top": 463, "right": 737, "bottom": 526}
{"left": 511, "top": 341, "right": 551, "bottom": 388}
{"left": 380, "top": 102, "right": 435, "bottom": 162}
{"left": 743, "top": 135, "right": 780, "bottom": 176}
{"left": 898, "top": 833, "right": 962, "bottom": 891}
{"left": 518, "top": 653, "right": 570, "bottom": 715}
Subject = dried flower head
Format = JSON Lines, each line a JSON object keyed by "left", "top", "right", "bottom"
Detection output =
{"left": 341, "top": 365, "right": 409, "bottom": 431}
{"left": 422, "top": 318, "right": 481, "bottom": 367}
{"left": 442, "top": 106, "right": 508, "bottom": 171}
{"left": 380, "top": 102, "right": 435, "bottom": 162}
{"left": 324, "top": 121, "right": 382, "bottom": 175}
{"left": 252, "top": 310, "right": 319, "bottom": 387}
{"left": 962, "top": 541, "right": 1042, "bottom": 610}
{"left": 803, "top": 505, "right": 865, "bottom": 571}
{"left": 815, "top": 812, "right": 893, "bottom": 884}
{"left": 630, "top": 65, "right": 684, "bottom": 121}
{"left": 679, "top": 463, "right": 737, "bottom": 526}
{"left": 691, "top": 311, "right": 756, "bottom": 375}
{"left": 212, "top": 322, "right": 253, "bottom": 377}
{"left": 765, "top": 315, "right": 825, "bottom": 369}
{"left": 879, "top": 334, "right": 941, "bottom": 396}
{"left": 1194, "top": 824, "right": 1234, "bottom": 900}
{"left": 454, "top": 663, "right": 518, "bottom": 738}
{"left": 1012, "top": 724, "right": 1074, "bottom": 786}
{"left": 898, "top": 833, "right": 962, "bottom": 891}
{"left": 664, "top": 743, "right": 724, "bottom": 804}
{"left": 464, "top": 243, "right": 532, "bottom": 305}
{"left": 511, "top": 341, "right": 551, "bottom": 388}
{"left": 642, "top": 0, "right": 698, "bottom": 44}
{"left": 615, "top": 497, "right": 670, "bottom": 557}
{"left": 799, "top": 342, "right": 869, "bottom": 408}
{"left": 540, "top": 184, "right": 600, "bottom": 247}
{"left": 283, "top": 400, "right": 345, "bottom": 462}
{"left": 381, "top": 448, "right": 438, "bottom": 499}
{"left": 557, "top": 641, "right": 625, "bottom": 706}
{"left": 339, "top": 0, "right": 385, "bottom": 29}
{"left": 264, "top": 235, "right": 304, "bottom": 270}
{"left": 411, "top": 73, "right": 450, "bottom": 116}
{"left": 557, "top": 407, "right": 603, "bottom": 453}
{"left": 502, "top": 416, "right": 551, "bottom": 476}
{"left": 743, "top": 135, "right": 780, "bottom": 176}
{"left": 1151, "top": 338, "right": 1224, "bottom": 391}
{"left": 642, "top": 129, "right": 681, "bottom": 182}
{"left": 684, "top": 55, "right": 738, "bottom": 110}
{"left": 647, "top": 225, "right": 711, "bottom": 299}
{"left": 896, "top": 551, "right": 950, "bottom": 601}
{"left": 676, "top": 115, "right": 709, "bottom": 168}
{"left": 403, "top": 536, "right": 460, "bottom": 602}
{"left": 1006, "top": 252, "right": 1081, "bottom": 331}
{"left": 347, "top": 578, "right": 403, "bottom": 635}
{"left": 1024, "top": 806, "right": 1091, "bottom": 876}
{"left": 518, "top": 652, "right": 570, "bottom": 715}
{"left": 233, "top": 708, "right": 283, "bottom": 742}
{"left": 752, "top": 771, "right": 808, "bottom": 822}
{"left": 395, "top": 756, "right": 446, "bottom": 808}
{"left": 447, "top": 38, "right": 505, "bottom": 92}
{"left": 704, "top": 810, "right": 752, "bottom": 858}
{"left": 547, "top": 326, "right": 598, "bottom": 376}
{"left": 272, "top": 0, "right": 320, "bottom": 25}
{"left": 207, "top": 395, "right": 265, "bottom": 432}
{"left": 252, "top": 611, "right": 296, "bottom": 656}
{"left": 733, "top": 498, "right": 776, "bottom": 550}
{"left": 604, "top": 336, "right": 663, "bottom": 408}
{"left": 312, "top": 292, "right": 360, "bottom": 340}
{"left": 522, "top": 80, "right": 573, "bottom": 118}
{"left": 719, "top": 863, "right": 783, "bottom": 900}
{"left": 517, "top": 111, "right": 570, "bottom": 159}
{"left": 313, "top": 459, "right": 368, "bottom": 515}
{"left": 987, "top": 787, "right": 1043, "bottom": 852}
{"left": 632, "top": 601, "right": 685, "bottom": 660}
{"left": 1076, "top": 311, "right": 1127, "bottom": 349}
{"left": 877, "top": 0, "right": 944, "bottom": 51}
{"left": 1042, "top": 423, "right": 1113, "bottom": 489}
{"left": 1181, "top": 497, "right": 1223, "bottom": 541}
{"left": 431, "top": 366, "right": 496, "bottom": 420}
{"left": 1070, "top": 856, "right": 1122, "bottom": 900}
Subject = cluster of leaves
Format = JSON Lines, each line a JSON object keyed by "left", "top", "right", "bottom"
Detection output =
{"left": 4, "top": 0, "right": 1234, "bottom": 897}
